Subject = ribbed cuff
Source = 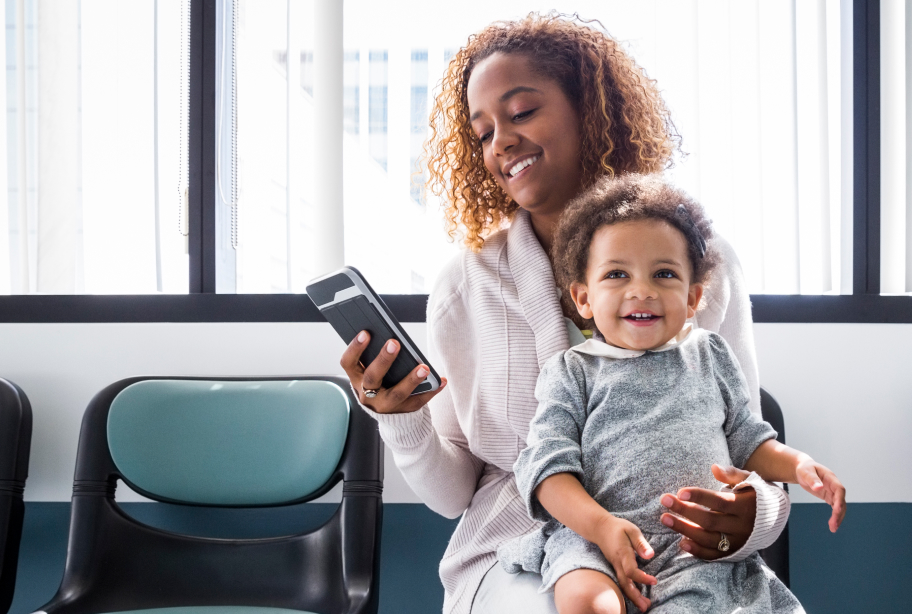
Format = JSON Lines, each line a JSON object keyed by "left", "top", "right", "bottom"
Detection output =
{"left": 716, "top": 471, "right": 791, "bottom": 563}
{"left": 350, "top": 384, "right": 435, "bottom": 452}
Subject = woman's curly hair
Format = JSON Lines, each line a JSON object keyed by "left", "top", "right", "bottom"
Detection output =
{"left": 424, "top": 12, "right": 680, "bottom": 251}
{"left": 552, "top": 174, "right": 720, "bottom": 331}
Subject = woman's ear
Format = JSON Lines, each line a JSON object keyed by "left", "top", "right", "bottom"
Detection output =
{"left": 687, "top": 283, "right": 704, "bottom": 318}
{"left": 569, "top": 281, "right": 594, "bottom": 319}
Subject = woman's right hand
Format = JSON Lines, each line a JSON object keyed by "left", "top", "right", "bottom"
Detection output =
{"left": 340, "top": 330, "right": 447, "bottom": 414}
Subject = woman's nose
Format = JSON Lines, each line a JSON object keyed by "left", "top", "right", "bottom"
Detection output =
{"left": 492, "top": 124, "right": 519, "bottom": 154}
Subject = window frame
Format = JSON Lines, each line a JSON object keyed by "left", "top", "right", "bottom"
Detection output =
{"left": 0, "top": 0, "right": 908, "bottom": 325}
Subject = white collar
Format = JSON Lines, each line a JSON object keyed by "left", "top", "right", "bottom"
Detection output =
{"left": 571, "top": 323, "right": 695, "bottom": 359}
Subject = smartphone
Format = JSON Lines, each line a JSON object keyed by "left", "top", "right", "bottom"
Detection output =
{"left": 306, "top": 266, "right": 441, "bottom": 395}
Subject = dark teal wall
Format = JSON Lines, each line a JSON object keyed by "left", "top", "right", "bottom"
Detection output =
{"left": 8, "top": 502, "right": 910, "bottom": 614}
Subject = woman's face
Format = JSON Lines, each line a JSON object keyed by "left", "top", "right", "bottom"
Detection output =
{"left": 467, "top": 52, "right": 583, "bottom": 221}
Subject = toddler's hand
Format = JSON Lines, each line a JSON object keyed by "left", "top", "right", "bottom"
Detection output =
{"left": 594, "top": 515, "right": 657, "bottom": 612}
{"left": 795, "top": 457, "right": 846, "bottom": 532}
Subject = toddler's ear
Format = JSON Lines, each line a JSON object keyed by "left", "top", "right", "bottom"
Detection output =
{"left": 569, "top": 281, "right": 593, "bottom": 319}
{"left": 687, "top": 283, "right": 704, "bottom": 318}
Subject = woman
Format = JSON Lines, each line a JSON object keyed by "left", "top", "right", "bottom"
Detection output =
{"left": 340, "top": 13, "right": 789, "bottom": 614}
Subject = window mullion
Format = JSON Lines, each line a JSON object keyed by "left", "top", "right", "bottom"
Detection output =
{"left": 853, "top": 0, "right": 880, "bottom": 294}
{"left": 189, "top": 0, "right": 217, "bottom": 293}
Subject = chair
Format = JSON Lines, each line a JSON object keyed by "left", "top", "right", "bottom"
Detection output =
{"left": 758, "top": 387, "right": 789, "bottom": 589}
{"left": 39, "top": 375, "right": 383, "bottom": 614}
{"left": 0, "top": 378, "right": 32, "bottom": 614}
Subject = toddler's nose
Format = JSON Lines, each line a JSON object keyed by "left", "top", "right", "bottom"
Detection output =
{"left": 625, "top": 279, "right": 657, "bottom": 300}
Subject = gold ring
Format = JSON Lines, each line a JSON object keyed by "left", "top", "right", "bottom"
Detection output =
{"left": 717, "top": 532, "right": 730, "bottom": 552}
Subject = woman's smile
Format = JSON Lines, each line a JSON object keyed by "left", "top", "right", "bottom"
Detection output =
{"left": 506, "top": 155, "right": 540, "bottom": 179}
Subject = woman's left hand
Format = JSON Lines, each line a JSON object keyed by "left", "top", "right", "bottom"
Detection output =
{"left": 658, "top": 465, "right": 757, "bottom": 560}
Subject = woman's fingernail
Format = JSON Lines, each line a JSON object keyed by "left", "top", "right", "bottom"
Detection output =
{"left": 357, "top": 331, "right": 367, "bottom": 343}
{"left": 661, "top": 495, "right": 673, "bottom": 508}
{"left": 680, "top": 491, "right": 691, "bottom": 501}
{"left": 681, "top": 542, "right": 692, "bottom": 552}
{"left": 416, "top": 367, "right": 428, "bottom": 378}
{"left": 661, "top": 515, "right": 673, "bottom": 527}
{"left": 386, "top": 340, "right": 397, "bottom": 354}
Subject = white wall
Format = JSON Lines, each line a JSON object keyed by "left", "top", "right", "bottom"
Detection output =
{"left": 1, "top": 321, "right": 908, "bottom": 504}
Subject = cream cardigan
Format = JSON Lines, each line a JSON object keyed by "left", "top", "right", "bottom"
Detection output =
{"left": 362, "top": 209, "right": 788, "bottom": 614}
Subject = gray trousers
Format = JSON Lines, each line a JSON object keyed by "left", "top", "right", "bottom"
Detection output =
{"left": 471, "top": 564, "right": 558, "bottom": 614}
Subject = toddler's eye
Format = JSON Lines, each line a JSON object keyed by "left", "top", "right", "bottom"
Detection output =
{"left": 655, "top": 270, "right": 676, "bottom": 279}
{"left": 606, "top": 270, "right": 628, "bottom": 279}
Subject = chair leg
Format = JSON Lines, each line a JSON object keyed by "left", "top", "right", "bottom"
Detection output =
{"left": 760, "top": 522, "right": 790, "bottom": 589}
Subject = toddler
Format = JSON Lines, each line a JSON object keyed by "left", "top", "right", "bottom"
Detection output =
{"left": 497, "top": 174, "right": 845, "bottom": 614}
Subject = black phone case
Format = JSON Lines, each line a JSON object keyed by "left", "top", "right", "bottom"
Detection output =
{"left": 307, "top": 267, "right": 440, "bottom": 395}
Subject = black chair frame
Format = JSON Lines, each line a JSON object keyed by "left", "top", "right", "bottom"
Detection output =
{"left": 40, "top": 375, "right": 383, "bottom": 614}
{"left": 0, "top": 378, "right": 32, "bottom": 614}
{"left": 758, "top": 387, "right": 790, "bottom": 588}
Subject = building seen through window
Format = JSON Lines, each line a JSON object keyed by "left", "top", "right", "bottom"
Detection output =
{"left": 368, "top": 50, "right": 388, "bottom": 172}
{"left": 343, "top": 50, "right": 359, "bottom": 136}
{"left": 410, "top": 49, "right": 428, "bottom": 206}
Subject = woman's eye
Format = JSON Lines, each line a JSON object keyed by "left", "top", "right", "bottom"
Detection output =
{"left": 479, "top": 130, "right": 493, "bottom": 144}
{"left": 606, "top": 270, "right": 628, "bottom": 279}
{"left": 655, "top": 270, "right": 676, "bottom": 279}
{"left": 513, "top": 109, "right": 534, "bottom": 121}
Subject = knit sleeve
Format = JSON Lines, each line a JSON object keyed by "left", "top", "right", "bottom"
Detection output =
{"left": 514, "top": 352, "right": 589, "bottom": 523}
{"left": 707, "top": 332, "right": 777, "bottom": 468}
{"left": 716, "top": 472, "right": 791, "bottom": 563}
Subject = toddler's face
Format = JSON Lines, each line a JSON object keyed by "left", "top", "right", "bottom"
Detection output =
{"left": 570, "top": 219, "right": 703, "bottom": 351}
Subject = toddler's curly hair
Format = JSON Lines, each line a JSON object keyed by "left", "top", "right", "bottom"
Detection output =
{"left": 424, "top": 12, "right": 680, "bottom": 252}
{"left": 553, "top": 174, "right": 720, "bottom": 330}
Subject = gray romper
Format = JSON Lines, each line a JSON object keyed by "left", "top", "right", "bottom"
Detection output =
{"left": 497, "top": 328, "right": 804, "bottom": 613}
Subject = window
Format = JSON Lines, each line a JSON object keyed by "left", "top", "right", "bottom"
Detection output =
{"left": 338, "top": 0, "right": 854, "bottom": 295}
{"left": 226, "top": 0, "right": 317, "bottom": 292}
{"left": 0, "top": 0, "right": 189, "bottom": 295}
{"left": 0, "top": 0, "right": 907, "bottom": 324}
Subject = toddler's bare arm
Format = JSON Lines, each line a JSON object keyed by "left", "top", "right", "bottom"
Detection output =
{"left": 536, "top": 472, "right": 656, "bottom": 612}
{"left": 744, "top": 440, "right": 846, "bottom": 532}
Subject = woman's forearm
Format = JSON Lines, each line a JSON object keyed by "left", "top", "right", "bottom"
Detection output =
{"left": 534, "top": 472, "right": 614, "bottom": 542}
{"left": 743, "top": 439, "right": 808, "bottom": 484}
{"left": 718, "top": 472, "right": 791, "bottom": 562}
{"left": 366, "top": 400, "right": 484, "bottom": 519}
{"left": 392, "top": 422, "right": 485, "bottom": 518}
